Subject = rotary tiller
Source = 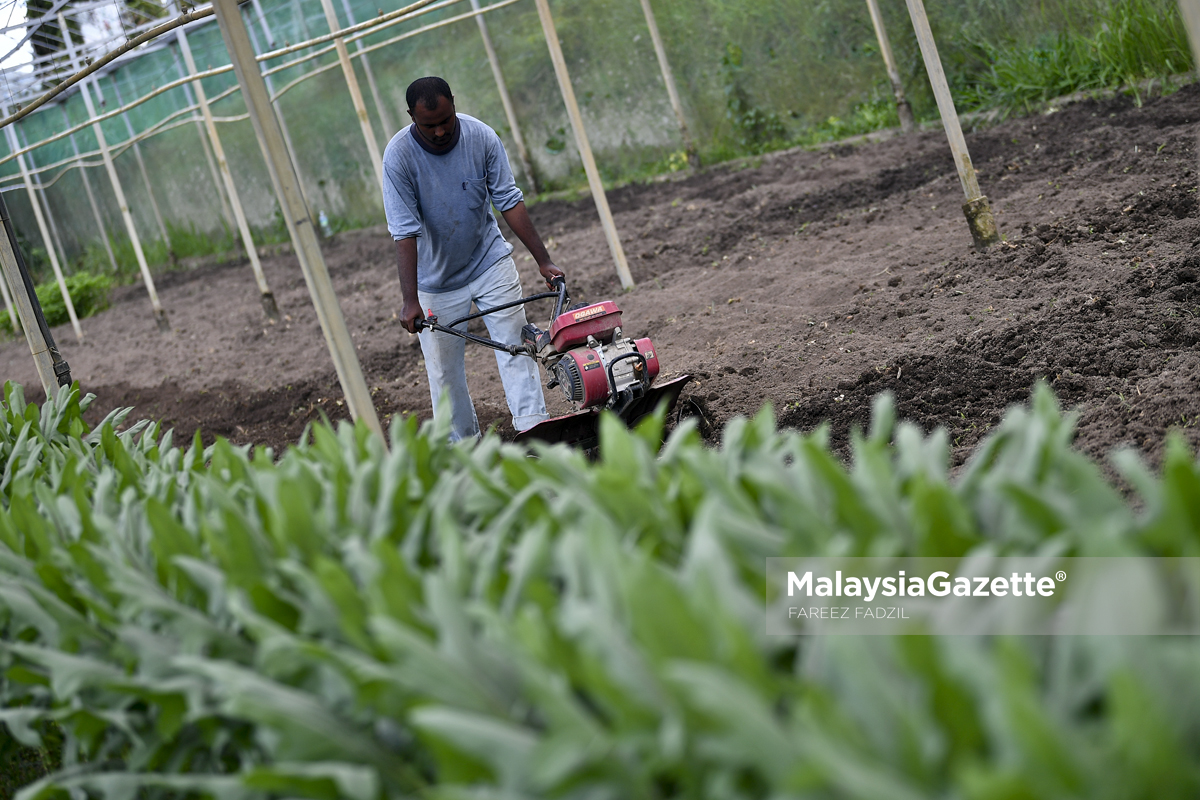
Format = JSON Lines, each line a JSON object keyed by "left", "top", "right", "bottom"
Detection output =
{"left": 418, "top": 277, "right": 692, "bottom": 449}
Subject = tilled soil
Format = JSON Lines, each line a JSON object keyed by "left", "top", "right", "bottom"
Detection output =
{"left": 3, "top": 84, "right": 1198, "bottom": 467}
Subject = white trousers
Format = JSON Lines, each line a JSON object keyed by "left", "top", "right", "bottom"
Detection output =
{"left": 417, "top": 255, "right": 550, "bottom": 441}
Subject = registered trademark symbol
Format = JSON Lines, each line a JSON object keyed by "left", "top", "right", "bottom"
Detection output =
{"left": 1056, "top": 570, "right": 1066, "bottom": 582}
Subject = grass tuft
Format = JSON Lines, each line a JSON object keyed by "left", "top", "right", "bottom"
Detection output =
{"left": 954, "top": 0, "right": 1192, "bottom": 114}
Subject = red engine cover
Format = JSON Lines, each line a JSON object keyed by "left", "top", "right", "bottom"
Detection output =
{"left": 550, "top": 301, "right": 622, "bottom": 351}
{"left": 634, "top": 338, "right": 661, "bottom": 381}
{"left": 565, "top": 348, "right": 611, "bottom": 408}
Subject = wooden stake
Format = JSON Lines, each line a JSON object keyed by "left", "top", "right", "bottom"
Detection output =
{"left": 0, "top": 248, "right": 19, "bottom": 334}
{"left": 15, "top": 124, "right": 71, "bottom": 287}
{"left": 533, "top": 0, "right": 634, "bottom": 289}
{"left": 1180, "top": 0, "right": 1200, "bottom": 64}
{"left": 0, "top": 193, "right": 62, "bottom": 396}
{"left": 174, "top": 14, "right": 280, "bottom": 320}
{"left": 243, "top": 6, "right": 318, "bottom": 225}
{"left": 1182, "top": 1, "right": 1200, "bottom": 175}
{"left": 109, "top": 76, "right": 173, "bottom": 250}
{"left": 211, "top": 0, "right": 384, "bottom": 443}
{"left": 249, "top": 0, "right": 278, "bottom": 47}
{"left": 469, "top": 0, "right": 538, "bottom": 192}
{"left": 339, "top": 0, "right": 395, "bottom": 141}
{"left": 319, "top": 0, "right": 384, "bottom": 191}
{"left": 3, "top": 123, "right": 84, "bottom": 342}
{"left": 636, "top": 0, "right": 697, "bottom": 167}
{"left": 60, "top": 13, "right": 170, "bottom": 330}
{"left": 59, "top": 105, "right": 119, "bottom": 273}
{"left": 865, "top": 0, "right": 914, "bottom": 133}
{"left": 176, "top": 60, "right": 238, "bottom": 231}
{"left": 903, "top": 0, "right": 998, "bottom": 251}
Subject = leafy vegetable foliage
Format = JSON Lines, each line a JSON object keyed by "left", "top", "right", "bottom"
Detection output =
{"left": 1, "top": 382, "right": 1199, "bottom": 799}
{"left": 0, "top": 272, "right": 112, "bottom": 334}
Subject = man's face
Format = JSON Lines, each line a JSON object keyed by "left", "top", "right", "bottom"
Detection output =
{"left": 409, "top": 95, "right": 457, "bottom": 151}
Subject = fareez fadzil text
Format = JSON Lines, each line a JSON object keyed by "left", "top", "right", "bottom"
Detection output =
{"left": 785, "top": 569, "right": 1059, "bottom": 621}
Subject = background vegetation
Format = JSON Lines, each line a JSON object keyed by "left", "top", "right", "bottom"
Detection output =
{"left": 1, "top": 382, "right": 1199, "bottom": 798}
{"left": 0, "top": 0, "right": 1191, "bottom": 284}
{"left": 0, "top": 271, "right": 112, "bottom": 334}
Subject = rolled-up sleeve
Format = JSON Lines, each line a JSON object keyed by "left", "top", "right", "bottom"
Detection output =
{"left": 485, "top": 131, "right": 523, "bottom": 212}
{"left": 382, "top": 146, "right": 422, "bottom": 240}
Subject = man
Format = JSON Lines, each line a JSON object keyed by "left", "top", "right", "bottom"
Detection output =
{"left": 382, "top": 76, "right": 563, "bottom": 441}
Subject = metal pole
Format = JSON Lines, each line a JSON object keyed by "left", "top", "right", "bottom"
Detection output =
{"left": 469, "top": 0, "right": 538, "bottom": 191}
{"left": 319, "top": 0, "right": 384, "bottom": 191}
{"left": 211, "top": 0, "right": 384, "bottom": 441}
{"left": 3, "top": 123, "right": 84, "bottom": 342}
{"left": 339, "top": 0, "right": 395, "bottom": 141}
{"left": 60, "top": 104, "right": 119, "bottom": 273}
{"left": 109, "top": 76, "right": 173, "bottom": 250}
{"left": 0, "top": 192, "right": 72, "bottom": 396}
{"left": 533, "top": 0, "right": 633, "bottom": 289}
{"left": 15, "top": 124, "right": 70, "bottom": 280}
{"left": 176, "top": 56, "right": 238, "bottom": 230}
{"left": 903, "top": 0, "right": 998, "bottom": 251}
{"left": 636, "top": 0, "right": 696, "bottom": 167}
{"left": 174, "top": 15, "right": 280, "bottom": 320}
{"left": 865, "top": 0, "right": 914, "bottom": 133}
{"left": 60, "top": 12, "right": 170, "bottom": 330}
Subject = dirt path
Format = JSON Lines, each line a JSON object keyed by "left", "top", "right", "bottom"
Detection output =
{"left": 3, "top": 84, "right": 1197, "bottom": 465}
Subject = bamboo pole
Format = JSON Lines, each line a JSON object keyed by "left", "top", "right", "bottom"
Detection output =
{"left": 243, "top": 4, "right": 317, "bottom": 224}
{"left": 292, "top": 0, "right": 321, "bottom": 71}
{"left": 865, "top": 0, "right": 914, "bottom": 133}
{"left": 636, "top": 0, "right": 696, "bottom": 167}
{"left": 3, "top": 0, "right": 450, "bottom": 137}
{"left": 903, "top": 0, "right": 998, "bottom": 251}
{"left": 60, "top": 105, "right": 119, "bottom": 273}
{"left": 3, "top": 123, "right": 84, "bottom": 342}
{"left": 469, "top": 0, "right": 537, "bottom": 191}
{"left": 211, "top": 0, "right": 384, "bottom": 442}
{"left": 250, "top": 0, "right": 278, "bottom": 46}
{"left": 60, "top": 12, "right": 170, "bottom": 331}
{"left": 174, "top": 10, "right": 280, "bottom": 321}
{"left": 0, "top": 3, "right": 217, "bottom": 129}
{"left": 176, "top": 58, "right": 238, "bottom": 231}
{"left": 533, "top": 0, "right": 633, "bottom": 288}
{"left": 109, "top": 76, "right": 173, "bottom": 250}
{"left": 339, "top": 0, "right": 395, "bottom": 141}
{"left": 319, "top": 0, "right": 384, "bottom": 191}
{"left": 0, "top": 0, "right": 468, "bottom": 172}
{"left": 0, "top": 192, "right": 68, "bottom": 396}
{"left": 266, "top": 0, "right": 523, "bottom": 103}
{"left": 0, "top": 250, "right": 19, "bottom": 333}
{"left": 1181, "top": 0, "right": 1200, "bottom": 61}
{"left": 1182, "top": 1, "right": 1200, "bottom": 174}
{"left": 15, "top": 124, "right": 71, "bottom": 280}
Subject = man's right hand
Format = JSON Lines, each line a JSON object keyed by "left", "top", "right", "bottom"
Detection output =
{"left": 400, "top": 298, "right": 426, "bottom": 334}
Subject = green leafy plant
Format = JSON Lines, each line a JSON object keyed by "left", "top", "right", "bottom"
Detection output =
{"left": 0, "top": 271, "right": 112, "bottom": 332}
{"left": 720, "top": 43, "right": 788, "bottom": 153}
{"left": 794, "top": 95, "right": 900, "bottom": 146}
{"left": 1, "top": 382, "right": 1199, "bottom": 798}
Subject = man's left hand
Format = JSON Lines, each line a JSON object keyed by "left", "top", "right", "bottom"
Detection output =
{"left": 539, "top": 261, "right": 565, "bottom": 289}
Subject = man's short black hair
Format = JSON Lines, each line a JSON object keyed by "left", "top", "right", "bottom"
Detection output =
{"left": 406, "top": 77, "right": 453, "bottom": 112}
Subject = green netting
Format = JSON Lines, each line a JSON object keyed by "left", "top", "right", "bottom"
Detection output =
{"left": 0, "top": 0, "right": 1188, "bottom": 278}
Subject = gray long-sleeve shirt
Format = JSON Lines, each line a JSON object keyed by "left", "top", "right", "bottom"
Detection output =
{"left": 382, "top": 114, "right": 523, "bottom": 293}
